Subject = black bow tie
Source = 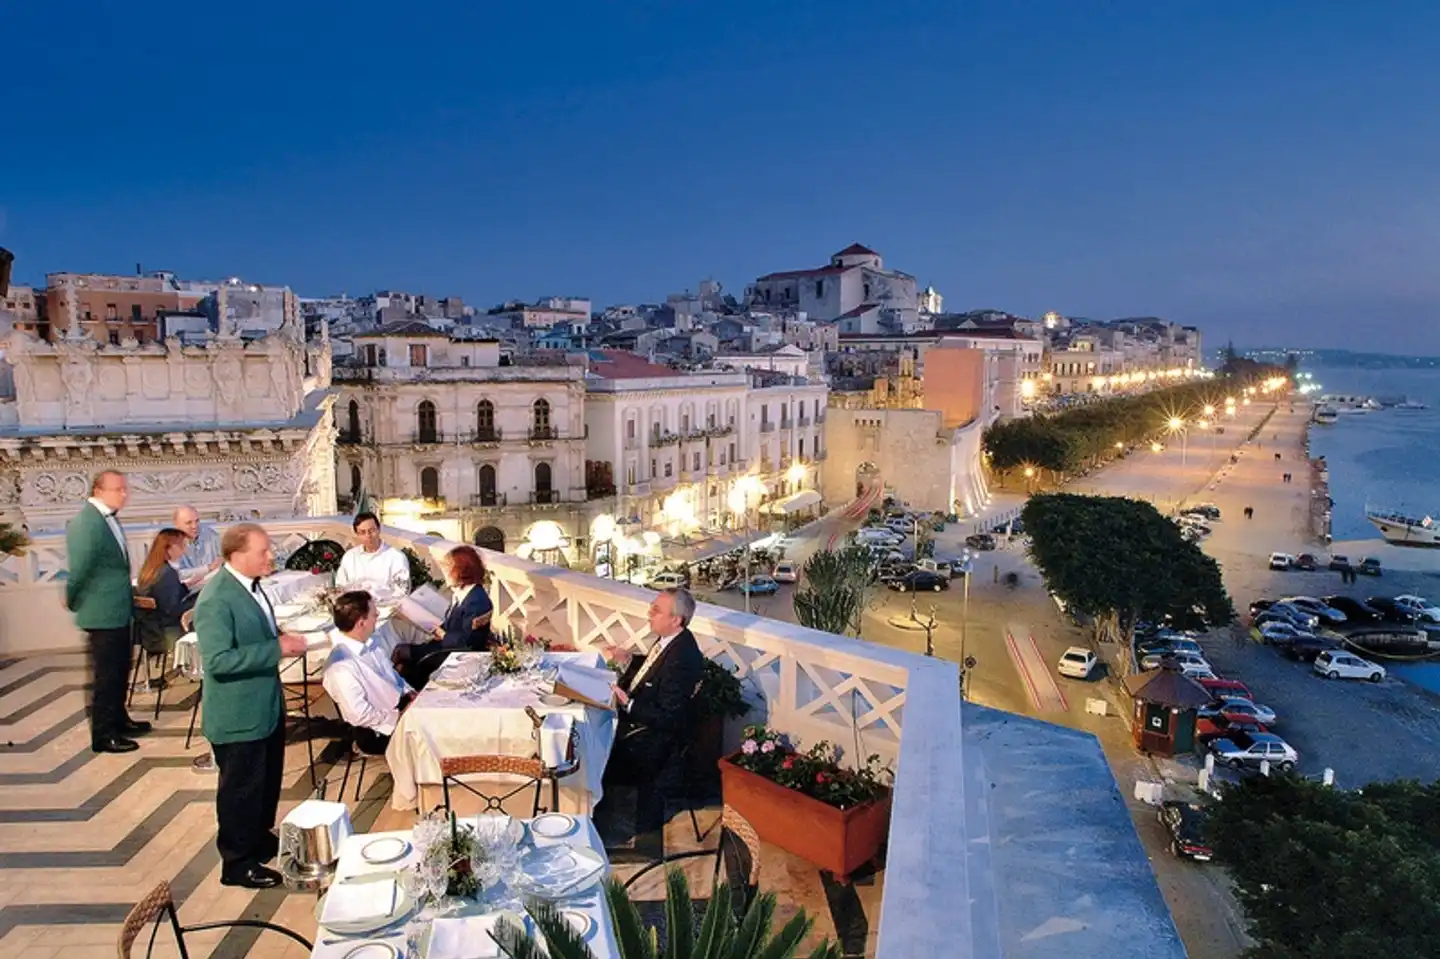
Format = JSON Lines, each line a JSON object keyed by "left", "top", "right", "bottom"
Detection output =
{"left": 251, "top": 578, "right": 263, "bottom": 593}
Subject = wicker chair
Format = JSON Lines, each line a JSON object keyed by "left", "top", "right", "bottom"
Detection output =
{"left": 440, "top": 754, "right": 551, "bottom": 817}
{"left": 118, "top": 880, "right": 312, "bottom": 958}
{"left": 622, "top": 804, "right": 761, "bottom": 915}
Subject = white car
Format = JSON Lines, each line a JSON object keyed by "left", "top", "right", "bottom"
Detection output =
{"left": 646, "top": 571, "right": 687, "bottom": 590}
{"left": 1057, "top": 647, "right": 1098, "bottom": 679}
{"left": 1141, "top": 650, "right": 1212, "bottom": 673}
{"left": 1314, "top": 650, "right": 1385, "bottom": 682}
{"left": 1393, "top": 595, "right": 1440, "bottom": 623}
{"left": 772, "top": 561, "right": 798, "bottom": 583}
{"left": 1268, "top": 552, "right": 1295, "bottom": 571}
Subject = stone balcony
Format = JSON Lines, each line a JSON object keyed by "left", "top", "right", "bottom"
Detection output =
{"left": 0, "top": 517, "right": 1184, "bottom": 958}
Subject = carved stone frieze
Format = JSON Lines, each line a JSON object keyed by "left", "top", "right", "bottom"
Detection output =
{"left": 128, "top": 470, "right": 229, "bottom": 497}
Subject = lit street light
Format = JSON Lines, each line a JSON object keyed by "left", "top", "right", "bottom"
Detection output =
{"left": 1166, "top": 416, "right": 1189, "bottom": 466}
{"left": 1203, "top": 404, "right": 1216, "bottom": 418}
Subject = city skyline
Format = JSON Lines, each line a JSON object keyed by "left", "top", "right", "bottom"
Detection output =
{"left": 5, "top": 3, "right": 1440, "bottom": 350}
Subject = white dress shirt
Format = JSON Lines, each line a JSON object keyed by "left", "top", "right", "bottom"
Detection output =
{"left": 225, "top": 563, "right": 277, "bottom": 634}
{"left": 335, "top": 544, "right": 411, "bottom": 594}
{"left": 87, "top": 497, "right": 128, "bottom": 559}
{"left": 323, "top": 631, "right": 413, "bottom": 736}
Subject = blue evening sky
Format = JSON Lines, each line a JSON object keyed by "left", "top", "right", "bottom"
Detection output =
{"left": 4, "top": 1, "right": 1438, "bottom": 351}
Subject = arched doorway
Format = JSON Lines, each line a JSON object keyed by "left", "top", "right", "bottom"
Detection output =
{"left": 419, "top": 466, "right": 439, "bottom": 500}
{"left": 856, "top": 461, "right": 882, "bottom": 499}
{"left": 477, "top": 464, "right": 497, "bottom": 506}
{"left": 473, "top": 526, "right": 505, "bottom": 553}
{"left": 416, "top": 400, "right": 438, "bottom": 442}
{"left": 349, "top": 463, "right": 362, "bottom": 495}
{"left": 476, "top": 399, "right": 496, "bottom": 441}
{"left": 532, "top": 398, "right": 552, "bottom": 438}
{"left": 534, "top": 461, "right": 553, "bottom": 504}
{"left": 346, "top": 400, "right": 361, "bottom": 441}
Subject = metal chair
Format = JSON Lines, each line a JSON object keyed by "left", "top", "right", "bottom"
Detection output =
{"left": 524, "top": 705, "right": 584, "bottom": 812}
{"left": 322, "top": 721, "right": 390, "bottom": 803}
{"left": 126, "top": 596, "right": 166, "bottom": 722}
{"left": 118, "top": 880, "right": 312, "bottom": 958}
{"left": 440, "top": 754, "right": 550, "bottom": 817}
{"left": 622, "top": 804, "right": 761, "bottom": 916}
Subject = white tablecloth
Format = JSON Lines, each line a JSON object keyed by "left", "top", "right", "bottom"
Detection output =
{"left": 314, "top": 816, "right": 618, "bottom": 959}
{"left": 387, "top": 652, "right": 617, "bottom": 813}
{"left": 171, "top": 571, "right": 342, "bottom": 679}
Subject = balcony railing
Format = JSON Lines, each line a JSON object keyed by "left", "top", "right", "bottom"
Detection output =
{"left": 469, "top": 427, "right": 503, "bottom": 444}
{"left": 797, "top": 416, "right": 811, "bottom": 428}
{"left": 337, "top": 430, "right": 368, "bottom": 445}
{"left": 760, "top": 421, "right": 775, "bottom": 433}
{"left": 651, "top": 432, "right": 681, "bottom": 447}
{"left": 470, "top": 491, "right": 505, "bottom": 507}
{"left": 780, "top": 418, "right": 794, "bottom": 430}
{"left": 0, "top": 516, "right": 985, "bottom": 956}
{"left": 528, "top": 426, "right": 560, "bottom": 442}
{"left": 411, "top": 430, "right": 443, "bottom": 444}
{"left": 532, "top": 489, "right": 558, "bottom": 505}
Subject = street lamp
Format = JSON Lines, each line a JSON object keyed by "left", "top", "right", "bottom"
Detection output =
{"left": 591, "top": 514, "right": 617, "bottom": 579}
{"left": 958, "top": 551, "right": 974, "bottom": 698}
{"left": 1166, "top": 416, "right": 1189, "bottom": 466}
{"left": 1203, "top": 404, "right": 1215, "bottom": 418}
{"left": 1023, "top": 465, "right": 1036, "bottom": 493}
{"left": 1151, "top": 441, "right": 1163, "bottom": 453}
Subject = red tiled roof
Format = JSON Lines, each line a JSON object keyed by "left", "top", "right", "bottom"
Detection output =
{"left": 834, "top": 242, "right": 879, "bottom": 257}
{"left": 755, "top": 265, "right": 851, "bottom": 281}
{"left": 588, "top": 349, "right": 679, "bottom": 379}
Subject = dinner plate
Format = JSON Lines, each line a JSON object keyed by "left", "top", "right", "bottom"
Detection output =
{"left": 283, "top": 613, "right": 331, "bottom": 632}
{"left": 360, "top": 836, "right": 410, "bottom": 865}
{"left": 562, "top": 909, "right": 597, "bottom": 940}
{"left": 539, "top": 694, "right": 570, "bottom": 707}
{"left": 342, "top": 943, "right": 399, "bottom": 959}
{"left": 530, "top": 813, "right": 577, "bottom": 839}
{"left": 321, "top": 883, "right": 416, "bottom": 936}
{"left": 515, "top": 845, "right": 606, "bottom": 899}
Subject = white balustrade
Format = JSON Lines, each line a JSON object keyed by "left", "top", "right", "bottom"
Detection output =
{"left": 0, "top": 515, "right": 973, "bottom": 957}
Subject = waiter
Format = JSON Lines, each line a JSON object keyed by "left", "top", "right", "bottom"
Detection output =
{"left": 66, "top": 470, "right": 150, "bottom": 753}
{"left": 195, "top": 523, "right": 308, "bottom": 889}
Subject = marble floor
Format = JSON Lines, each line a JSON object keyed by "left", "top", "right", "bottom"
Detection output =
{"left": 0, "top": 651, "right": 883, "bottom": 958}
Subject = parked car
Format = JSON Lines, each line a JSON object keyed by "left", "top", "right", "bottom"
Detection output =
{"left": 1265, "top": 601, "right": 1321, "bottom": 629}
{"left": 1248, "top": 599, "right": 1276, "bottom": 618}
{"left": 1145, "top": 637, "right": 1205, "bottom": 658}
{"left": 1329, "top": 554, "right": 1351, "bottom": 571}
{"left": 1209, "top": 732, "right": 1298, "bottom": 771}
{"left": 1313, "top": 650, "right": 1386, "bottom": 682}
{"left": 1196, "top": 717, "right": 1269, "bottom": 747}
{"left": 737, "top": 575, "right": 780, "bottom": 596}
{"left": 1362, "top": 597, "right": 1417, "bottom": 624}
{"left": 1280, "top": 596, "right": 1347, "bottom": 624}
{"left": 965, "top": 533, "right": 998, "bottom": 551}
{"left": 855, "top": 528, "right": 903, "bottom": 547}
{"left": 1280, "top": 634, "right": 1340, "bottom": 663}
{"left": 1057, "top": 646, "right": 1098, "bottom": 679}
{"left": 1358, "top": 557, "right": 1383, "bottom": 576}
{"left": 1201, "top": 696, "right": 1277, "bottom": 726}
{"left": 1180, "top": 504, "right": 1222, "bottom": 520}
{"left": 646, "top": 571, "right": 689, "bottom": 590}
{"left": 1158, "top": 802, "right": 1214, "bottom": 861}
{"left": 1293, "top": 553, "right": 1321, "bottom": 571}
{"left": 915, "top": 558, "right": 953, "bottom": 579}
{"left": 1198, "top": 677, "right": 1255, "bottom": 702}
{"left": 1393, "top": 595, "right": 1440, "bottom": 623}
{"left": 1256, "top": 607, "right": 1319, "bottom": 632}
{"left": 1140, "top": 650, "right": 1212, "bottom": 673}
{"left": 1321, "top": 595, "right": 1386, "bottom": 624}
{"left": 771, "top": 561, "right": 798, "bottom": 583}
{"left": 1269, "top": 552, "right": 1296, "bottom": 571}
{"left": 1259, "top": 621, "right": 1315, "bottom": 646}
{"left": 884, "top": 516, "right": 916, "bottom": 535}
{"left": 890, "top": 570, "right": 948, "bottom": 593}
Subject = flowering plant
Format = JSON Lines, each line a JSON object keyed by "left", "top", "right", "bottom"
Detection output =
{"left": 285, "top": 539, "right": 345, "bottom": 576}
{"left": 488, "top": 634, "right": 548, "bottom": 675}
{"left": 732, "top": 724, "right": 891, "bottom": 810}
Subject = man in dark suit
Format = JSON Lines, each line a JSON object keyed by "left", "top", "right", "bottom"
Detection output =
{"left": 195, "top": 523, "right": 309, "bottom": 889}
{"left": 602, "top": 588, "right": 705, "bottom": 827}
{"left": 66, "top": 470, "right": 151, "bottom": 753}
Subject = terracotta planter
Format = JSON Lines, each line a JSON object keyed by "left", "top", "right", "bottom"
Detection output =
{"left": 718, "top": 753, "right": 891, "bottom": 880}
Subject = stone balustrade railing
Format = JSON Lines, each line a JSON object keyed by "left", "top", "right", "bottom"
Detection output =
{"left": 0, "top": 515, "right": 973, "bottom": 957}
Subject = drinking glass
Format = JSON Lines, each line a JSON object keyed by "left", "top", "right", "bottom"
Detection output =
{"left": 397, "top": 864, "right": 428, "bottom": 903}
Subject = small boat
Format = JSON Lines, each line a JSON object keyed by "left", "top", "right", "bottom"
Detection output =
{"left": 1339, "top": 627, "right": 1440, "bottom": 659}
{"left": 1313, "top": 406, "right": 1339, "bottom": 425}
{"left": 1365, "top": 505, "right": 1440, "bottom": 547}
{"left": 1318, "top": 394, "right": 1380, "bottom": 414}
{"left": 1396, "top": 399, "right": 1429, "bottom": 411}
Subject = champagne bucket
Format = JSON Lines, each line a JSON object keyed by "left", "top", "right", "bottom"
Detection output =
{"left": 279, "top": 800, "right": 352, "bottom": 877}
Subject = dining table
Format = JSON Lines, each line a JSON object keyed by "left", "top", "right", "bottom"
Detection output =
{"left": 312, "top": 814, "right": 620, "bottom": 959}
{"left": 386, "top": 652, "right": 618, "bottom": 815}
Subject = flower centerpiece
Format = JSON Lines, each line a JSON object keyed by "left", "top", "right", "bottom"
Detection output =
{"left": 488, "top": 633, "right": 549, "bottom": 675}
{"left": 284, "top": 538, "right": 345, "bottom": 577}
{"left": 423, "top": 811, "right": 485, "bottom": 899}
{"left": 720, "top": 723, "right": 893, "bottom": 879}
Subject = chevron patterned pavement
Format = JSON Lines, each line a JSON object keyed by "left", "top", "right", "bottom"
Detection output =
{"left": 0, "top": 652, "right": 882, "bottom": 958}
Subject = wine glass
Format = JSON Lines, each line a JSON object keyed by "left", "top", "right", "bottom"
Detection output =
{"left": 420, "top": 852, "right": 449, "bottom": 913}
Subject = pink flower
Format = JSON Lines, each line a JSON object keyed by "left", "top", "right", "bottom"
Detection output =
{"left": 816, "top": 772, "right": 830, "bottom": 784}
{"left": 781, "top": 756, "right": 795, "bottom": 770}
{"left": 310, "top": 565, "right": 322, "bottom": 574}
{"left": 741, "top": 739, "right": 758, "bottom": 755}
{"left": 760, "top": 741, "right": 775, "bottom": 754}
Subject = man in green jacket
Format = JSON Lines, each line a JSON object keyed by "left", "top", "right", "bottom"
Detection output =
{"left": 66, "top": 470, "right": 150, "bottom": 753}
{"left": 195, "top": 522, "right": 307, "bottom": 889}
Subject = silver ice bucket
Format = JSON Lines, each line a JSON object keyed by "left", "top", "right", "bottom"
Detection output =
{"left": 279, "top": 799, "right": 352, "bottom": 878}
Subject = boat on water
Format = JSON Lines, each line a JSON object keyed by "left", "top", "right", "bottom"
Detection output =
{"left": 1339, "top": 627, "right": 1440, "bottom": 659}
{"left": 1313, "top": 405, "right": 1339, "bottom": 425}
{"left": 1318, "top": 394, "right": 1382, "bottom": 414}
{"left": 1365, "top": 505, "right": 1440, "bottom": 547}
{"left": 1396, "top": 399, "right": 1429, "bottom": 410}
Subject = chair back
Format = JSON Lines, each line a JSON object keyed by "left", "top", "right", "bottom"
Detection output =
{"left": 718, "top": 804, "right": 762, "bottom": 906}
{"left": 118, "top": 881, "right": 184, "bottom": 959}
{"left": 439, "top": 754, "right": 548, "bottom": 816}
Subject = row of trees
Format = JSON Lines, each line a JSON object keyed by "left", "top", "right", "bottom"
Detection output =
{"left": 984, "top": 381, "right": 1237, "bottom": 481}
{"left": 1210, "top": 774, "right": 1440, "bottom": 958}
{"left": 1021, "top": 493, "right": 1233, "bottom": 647}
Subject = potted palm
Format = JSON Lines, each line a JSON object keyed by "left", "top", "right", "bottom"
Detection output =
{"left": 719, "top": 725, "right": 892, "bottom": 880}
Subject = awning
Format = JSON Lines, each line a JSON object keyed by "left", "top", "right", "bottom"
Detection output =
{"left": 662, "top": 530, "right": 770, "bottom": 565}
{"left": 762, "top": 490, "right": 822, "bottom": 515}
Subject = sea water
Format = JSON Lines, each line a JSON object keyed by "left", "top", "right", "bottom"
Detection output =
{"left": 1303, "top": 366, "right": 1440, "bottom": 540}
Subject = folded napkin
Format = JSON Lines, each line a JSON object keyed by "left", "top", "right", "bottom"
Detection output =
{"left": 310, "top": 930, "right": 407, "bottom": 959}
{"left": 540, "top": 713, "right": 573, "bottom": 768}
{"left": 319, "top": 877, "right": 397, "bottom": 927}
{"left": 427, "top": 915, "right": 514, "bottom": 959}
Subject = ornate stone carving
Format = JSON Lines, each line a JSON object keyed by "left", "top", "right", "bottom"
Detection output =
{"left": 129, "top": 470, "right": 229, "bottom": 496}
{"left": 29, "top": 471, "right": 89, "bottom": 505}
{"left": 0, "top": 472, "right": 20, "bottom": 505}
{"left": 233, "top": 460, "right": 302, "bottom": 494}
{"left": 212, "top": 347, "right": 243, "bottom": 407}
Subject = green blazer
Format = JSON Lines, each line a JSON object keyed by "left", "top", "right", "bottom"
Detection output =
{"left": 194, "top": 569, "right": 283, "bottom": 745}
{"left": 65, "top": 502, "right": 134, "bottom": 630}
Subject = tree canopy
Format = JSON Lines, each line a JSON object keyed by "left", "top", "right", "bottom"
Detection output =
{"left": 1021, "top": 493, "right": 1233, "bottom": 637}
{"left": 792, "top": 546, "right": 877, "bottom": 638}
{"left": 1209, "top": 774, "right": 1440, "bottom": 959}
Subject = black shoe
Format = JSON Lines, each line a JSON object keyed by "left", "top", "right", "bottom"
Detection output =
{"left": 92, "top": 736, "right": 140, "bottom": 754}
{"left": 122, "top": 719, "right": 153, "bottom": 735}
{"left": 258, "top": 832, "right": 280, "bottom": 863}
{"left": 220, "top": 864, "right": 283, "bottom": 889}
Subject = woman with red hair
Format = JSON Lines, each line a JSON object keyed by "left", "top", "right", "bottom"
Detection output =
{"left": 434, "top": 545, "right": 494, "bottom": 651}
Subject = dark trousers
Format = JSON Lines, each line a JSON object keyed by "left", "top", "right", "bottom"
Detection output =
{"left": 603, "top": 724, "right": 685, "bottom": 832}
{"left": 354, "top": 726, "right": 391, "bottom": 755}
{"left": 86, "top": 626, "right": 132, "bottom": 744}
{"left": 212, "top": 720, "right": 286, "bottom": 876}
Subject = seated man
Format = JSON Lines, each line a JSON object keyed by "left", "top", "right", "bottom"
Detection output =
{"left": 335, "top": 512, "right": 411, "bottom": 596}
{"left": 322, "top": 590, "right": 415, "bottom": 754}
{"left": 173, "top": 505, "right": 223, "bottom": 592}
{"left": 602, "top": 588, "right": 705, "bottom": 806}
